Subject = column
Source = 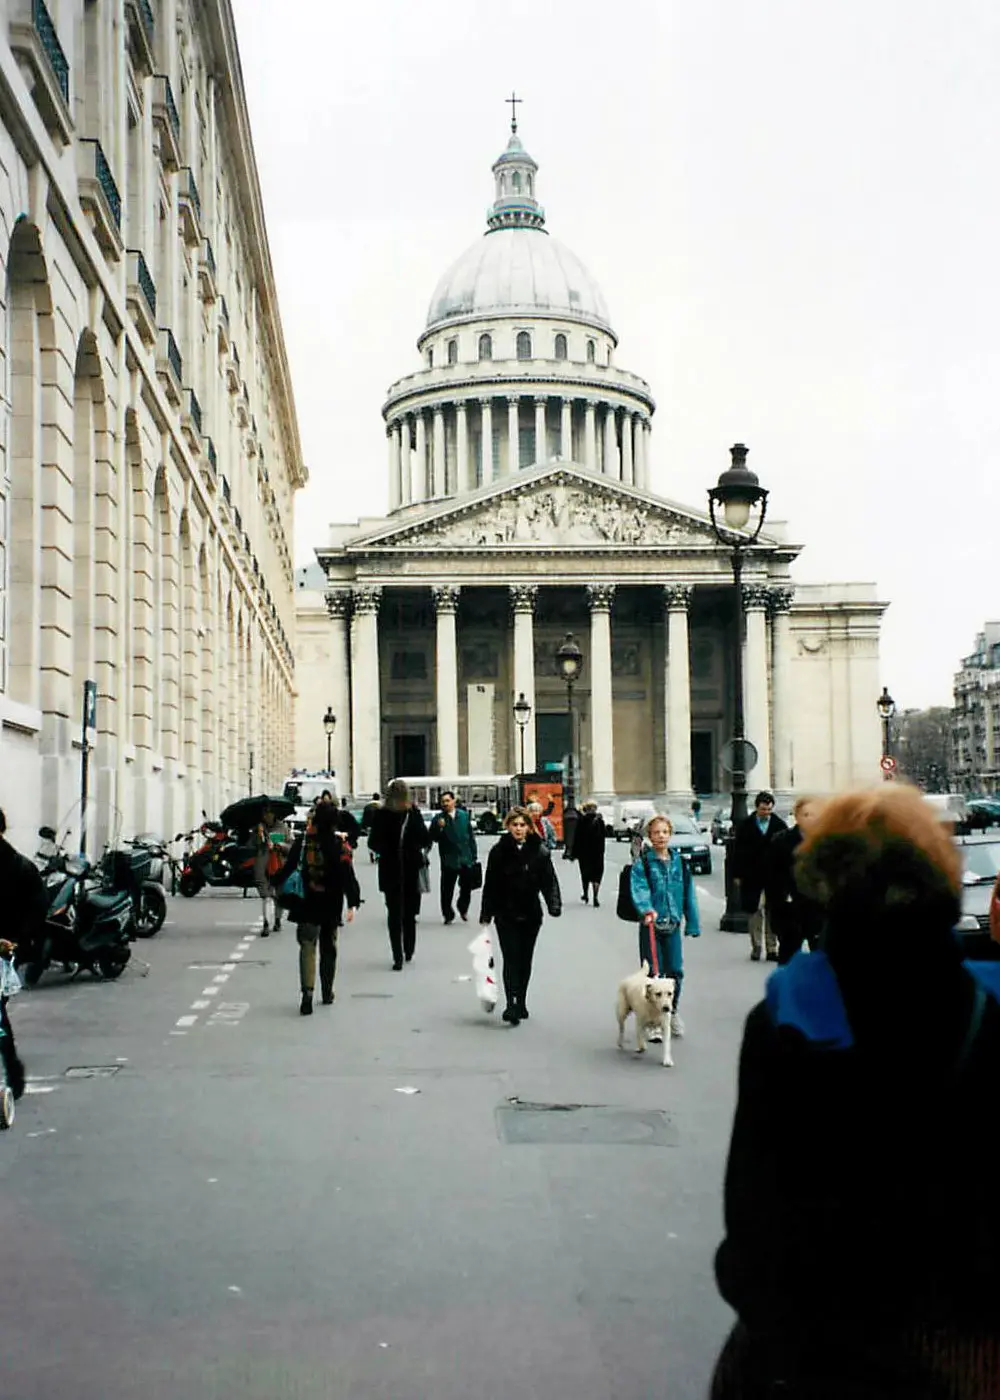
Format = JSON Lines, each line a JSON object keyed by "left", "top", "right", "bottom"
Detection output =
{"left": 388, "top": 423, "right": 401, "bottom": 511}
{"left": 560, "top": 397, "right": 573, "bottom": 461}
{"left": 584, "top": 401, "right": 597, "bottom": 469}
{"left": 769, "top": 588, "right": 794, "bottom": 797}
{"left": 603, "top": 405, "right": 618, "bottom": 479}
{"left": 456, "top": 401, "right": 470, "bottom": 494}
{"left": 534, "top": 396, "right": 547, "bottom": 465}
{"left": 510, "top": 585, "right": 538, "bottom": 773}
{"left": 644, "top": 420, "right": 653, "bottom": 490}
{"left": 400, "top": 416, "right": 412, "bottom": 506}
{"left": 350, "top": 586, "right": 382, "bottom": 796}
{"left": 507, "top": 395, "right": 519, "bottom": 477}
{"left": 586, "top": 584, "right": 616, "bottom": 798}
{"left": 664, "top": 585, "right": 693, "bottom": 803}
{"left": 415, "top": 411, "right": 428, "bottom": 501}
{"left": 433, "top": 585, "right": 461, "bottom": 773}
{"left": 432, "top": 405, "right": 446, "bottom": 498}
{"left": 633, "top": 417, "right": 647, "bottom": 489}
{"left": 743, "top": 584, "right": 772, "bottom": 790}
{"left": 621, "top": 412, "right": 634, "bottom": 486}
{"left": 480, "top": 398, "right": 494, "bottom": 485}
{"left": 324, "top": 588, "right": 353, "bottom": 786}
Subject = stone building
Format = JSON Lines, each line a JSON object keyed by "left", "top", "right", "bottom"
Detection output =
{"left": 0, "top": 1, "right": 304, "bottom": 852}
{"left": 952, "top": 623, "right": 1000, "bottom": 794}
{"left": 295, "top": 123, "right": 886, "bottom": 802}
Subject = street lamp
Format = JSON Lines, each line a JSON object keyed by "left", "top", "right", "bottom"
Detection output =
{"left": 556, "top": 633, "right": 583, "bottom": 811}
{"left": 708, "top": 443, "right": 769, "bottom": 933}
{"left": 323, "top": 706, "right": 336, "bottom": 775}
{"left": 877, "top": 686, "right": 896, "bottom": 781}
{"left": 513, "top": 691, "right": 532, "bottom": 775}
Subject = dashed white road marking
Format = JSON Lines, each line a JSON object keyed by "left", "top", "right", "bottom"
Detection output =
{"left": 212, "top": 974, "right": 230, "bottom": 984}
{"left": 201, "top": 986, "right": 221, "bottom": 997}
{"left": 230, "top": 952, "right": 244, "bottom": 960}
{"left": 191, "top": 999, "right": 211, "bottom": 1010}
{"left": 175, "top": 1015, "right": 198, "bottom": 1028}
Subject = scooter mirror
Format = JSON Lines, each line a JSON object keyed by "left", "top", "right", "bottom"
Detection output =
{"left": 38, "top": 826, "right": 56, "bottom": 841}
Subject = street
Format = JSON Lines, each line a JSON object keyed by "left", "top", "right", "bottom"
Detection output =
{"left": 3, "top": 840, "right": 766, "bottom": 1400}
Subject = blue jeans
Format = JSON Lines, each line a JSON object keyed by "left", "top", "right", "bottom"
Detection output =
{"left": 638, "top": 922, "right": 684, "bottom": 1008}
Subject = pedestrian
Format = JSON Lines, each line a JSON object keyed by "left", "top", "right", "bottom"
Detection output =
{"left": 277, "top": 801, "right": 360, "bottom": 1014}
{"left": 253, "top": 805, "right": 289, "bottom": 936}
{"left": 479, "top": 806, "right": 561, "bottom": 1025}
{"left": 732, "top": 790, "right": 787, "bottom": 961}
{"left": 526, "top": 799, "right": 557, "bottom": 850}
{"left": 764, "top": 794, "right": 825, "bottom": 964}
{"left": 710, "top": 784, "right": 1000, "bottom": 1398}
{"left": 333, "top": 795, "right": 361, "bottom": 849}
{"left": 0, "top": 807, "right": 43, "bottom": 1099}
{"left": 367, "top": 779, "right": 431, "bottom": 970}
{"left": 629, "top": 814, "right": 700, "bottom": 1039}
{"left": 562, "top": 800, "right": 579, "bottom": 860}
{"left": 361, "top": 791, "right": 381, "bottom": 863}
{"left": 431, "top": 789, "right": 478, "bottom": 925}
{"left": 574, "top": 800, "right": 607, "bottom": 906}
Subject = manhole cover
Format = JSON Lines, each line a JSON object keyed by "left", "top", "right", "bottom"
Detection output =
{"left": 495, "top": 1101, "right": 678, "bottom": 1147}
{"left": 351, "top": 993, "right": 393, "bottom": 1000}
{"left": 65, "top": 1065, "right": 122, "bottom": 1079}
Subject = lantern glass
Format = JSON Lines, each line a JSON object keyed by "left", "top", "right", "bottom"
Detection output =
{"left": 722, "top": 497, "right": 752, "bottom": 530}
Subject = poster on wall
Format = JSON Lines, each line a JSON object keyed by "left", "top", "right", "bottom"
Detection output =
{"left": 519, "top": 774, "right": 565, "bottom": 843}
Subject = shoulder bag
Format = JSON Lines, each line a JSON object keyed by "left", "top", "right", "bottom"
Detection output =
{"left": 617, "top": 850, "right": 650, "bottom": 923}
{"left": 277, "top": 838, "right": 307, "bottom": 912}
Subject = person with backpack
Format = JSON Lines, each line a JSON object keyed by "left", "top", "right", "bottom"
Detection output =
{"left": 628, "top": 814, "right": 700, "bottom": 1040}
{"left": 277, "top": 801, "right": 361, "bottom": 1014}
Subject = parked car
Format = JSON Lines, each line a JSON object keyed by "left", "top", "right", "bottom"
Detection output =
{"left": 710, "top": 806, "right": 733, "bottom": 845}
{"left": 923, "top": 792, "right": 970, "bottom": 832}
{"left": 614, "top": 800, "right": 657, "bottom": 841}
{"left": 666, "top": 813, "right": 713, "bottom": 875}
{"left": 967, "top": 798, "right": 1000, "bottom": 831}
{"left": 954, "top": 834, "right": 1000, "bottom": 960}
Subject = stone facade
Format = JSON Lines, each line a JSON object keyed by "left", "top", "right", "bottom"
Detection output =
{"left": 0, "top": 1, "right": 304, "bottom": 853}
{"left": 952, "top": 623, "right": 1000, "bottom": 794}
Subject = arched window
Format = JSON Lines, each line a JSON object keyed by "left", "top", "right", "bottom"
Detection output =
{"left": 478, "top": 333, "right": 492, "bottom": 361}
{"left": 447, "top": 338, "right": 458, "bottom": 365}
{"left": 512, "top": 172, "right": 521, "bottom": 193}
{"left": 586, "top": 338, "right": 596, "bottom": 363}
{"left": 516, "top": 331, "right": 532, "bottom": 360}
{"left": 427, "top": 346, "right": 434, "bottom": 368}
{"left": 554, "top": 333, "right": 567, "bottom": 360}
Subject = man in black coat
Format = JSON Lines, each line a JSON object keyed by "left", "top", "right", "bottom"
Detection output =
{"left": 732, "top": 791, "right": 787, "bottom": 962}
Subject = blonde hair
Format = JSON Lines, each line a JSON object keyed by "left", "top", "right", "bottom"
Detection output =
{"left": 793, "top": 794, "right": 821, "bottom": 819}
{"left": 645, "top": 814, "right": 673, "bottom": 838}
{"left": 526, "top": 801, "right": 543, "bottom": 815}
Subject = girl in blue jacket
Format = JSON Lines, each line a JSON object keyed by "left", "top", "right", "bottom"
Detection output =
{"left": 629, "top": 814, "right": 701, "bottom": 1036}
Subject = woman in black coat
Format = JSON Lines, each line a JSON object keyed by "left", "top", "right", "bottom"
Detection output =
{"left": 711, "top": 785, "right": 1000, "bottom": 1399}
{"left": 367, "top": 779, "right": 432, "bottom": 970}
{"left": 572, "top": 801, "right": 607, "bottom": 906}
{"left": 479, "top": 806, "right": 561, "bottom": 1024}
{"left": 278, "top": 801, "right": 361, "bottom": 1015}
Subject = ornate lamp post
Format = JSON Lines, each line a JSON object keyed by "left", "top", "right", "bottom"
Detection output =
{"left": 877, "top": 687, "right": 896, "bottom": 781}
{"left": 556, "top": 633, "right": 583, "bottom": 811}
{"left": 513, "top": 691, "right": 532, "bottom": 775}
{"left": 323, "top": 707, "right": 337, "bottom": 776}
{"left": 708, "top": 443, "right": 769, "bottom": 933}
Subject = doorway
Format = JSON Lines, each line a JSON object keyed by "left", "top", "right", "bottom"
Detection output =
{"left": 691, "top": 731, "right": 714, "bottom": 795}
{"left": 536, "top": 712, "right": 571, "bottom": 771}
{"left": 393, "top": 733, "right": 427, "bottom": 777}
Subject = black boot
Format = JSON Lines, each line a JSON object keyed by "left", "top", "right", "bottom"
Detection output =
{"left": 299, "top": 991, "right": 313, "bottom": 1016}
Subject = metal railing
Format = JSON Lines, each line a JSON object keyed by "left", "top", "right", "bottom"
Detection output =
{"left": 186, "top": 389, "right": 202, "bottom": 434}
{"left": 137, "top": 0, "right": 155, "bottom": 44}
{"left": 206, "top": 438, "right": 217, "bottom": 473}
{"left": 161, "top": 327, "right": 182, "bottom": 383}
{"left": 156, "top": 74, "right": 180, "bottom": 141}
{"left": 221, "top": 476, "right": 231, "bottom": 505}
{"left": 33, "top": 0, "right": 69, "bottom": 103}
{"left": 234, "top": 507, "right": 243, "bottom": 534}
{"left": 133, "top": 249, "right": 156, "bottom": 315}
{"left": 204, "top": 237, "right": 216, "bottom": 276}
{"left": 181, "top": 167, "right": 202, "bottom": 224}
{"left": 94, "top": 141, "right": 122, "bottom": 230}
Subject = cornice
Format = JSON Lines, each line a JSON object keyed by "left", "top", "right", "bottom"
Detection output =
{"left": 383, "top": 366, "right": 655, "bottom": 420}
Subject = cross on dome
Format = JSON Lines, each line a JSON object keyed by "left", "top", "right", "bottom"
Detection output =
{"left": 488, "top": 103, "right": 545, "bottom": 232}
{"left": 506, "top": 90, "right": 522, "bottom": 133}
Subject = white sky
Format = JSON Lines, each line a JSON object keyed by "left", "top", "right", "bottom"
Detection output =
{"left": 231, "top": 0, "right": 999, "bottom": 710}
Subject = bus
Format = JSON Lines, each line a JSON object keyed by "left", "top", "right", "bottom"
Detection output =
{"left": 396, "top": 773, "right": 565, "bottom": 837}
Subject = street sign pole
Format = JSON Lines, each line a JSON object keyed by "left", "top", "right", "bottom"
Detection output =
{"left": 79, "top": 679, "right": 98, "bottom": 858}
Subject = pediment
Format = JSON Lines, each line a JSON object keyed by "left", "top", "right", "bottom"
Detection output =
{"left": 344, "top": 464, "right": 756, "bottom": 554}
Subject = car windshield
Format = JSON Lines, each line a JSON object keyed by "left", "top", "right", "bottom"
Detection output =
{"left": 669, "top": 815, "right": 699, "bottom": 836}
{"left": 962, "top": 842, "right": 1000, "bottom": 883}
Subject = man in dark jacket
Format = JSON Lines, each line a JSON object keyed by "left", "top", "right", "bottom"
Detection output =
{"left": 0, "top": 808, "right": 42, "bottom": 1098}
{"left": 732, "top": 791, "right": 787, "bottom": 962}
{"left": 332, "top": 796, "right": 361, "bottom": 850}
{"left": 430, "top": 790, "right": 478, "bottom": 925}
{"left": 361, "top": 793, "right": 381, "bottom": 863}
{"left": 765, "top": 795, "right": 825, "bottom": 964}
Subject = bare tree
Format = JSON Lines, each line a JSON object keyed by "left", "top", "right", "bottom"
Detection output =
{"left": 894, "top": 708, "right": 953, "bottom": 791}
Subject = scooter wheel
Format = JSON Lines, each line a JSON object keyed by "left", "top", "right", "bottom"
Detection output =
{"left": 0, "top": 1086, "right": 14, "bottom": 1129}
{"left": 95, "top": 951, "right": 129, "bottom": 980}
{"left": 134, "top": 886, "right": 167, "bottom": 936}
{"left": 179, "top": 871, "right": 202, "bottom": 898}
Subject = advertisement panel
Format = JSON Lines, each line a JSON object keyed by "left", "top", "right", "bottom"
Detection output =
{"left": 519, "top": 774, "right": 565, "bottom": 843}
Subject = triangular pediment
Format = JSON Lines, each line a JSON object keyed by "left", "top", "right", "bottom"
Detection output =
{"left": 342, "top": 463, "right": 771, "bottom": 553}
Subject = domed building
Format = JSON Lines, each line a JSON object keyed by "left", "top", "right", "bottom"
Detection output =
{"left": 296, "top": 121, "right": 886, "bottom": 804}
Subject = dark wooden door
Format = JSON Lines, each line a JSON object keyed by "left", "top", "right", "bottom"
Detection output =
{"left": 393, "top": 734, "right": 427, "bottom": 777}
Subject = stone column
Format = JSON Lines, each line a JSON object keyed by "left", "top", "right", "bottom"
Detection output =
{"left": 633, "top": 417, "right": 647, "bottom": 489}
{"left": 560, "top": 397, "right": 573, "bottom": 461}
{"left": 480, "top": 398, "right": 494, "bottom": 485}
{"left": 507, "top": 395, "right": 519, "bottom": 477}
{"left": 621, "top": 412, "right": 634, "bottom": 486}
{"left": 586, "top": 584, "right": 616, "bottom": 799}
{"left": 350, "top": 586, "right": 382, "bottom": 796}
{"left": 456, "top": 401, "right": 470, "bottom": 494}
{"left": 584, "top": 401, "right": 597, "bottom": 469}
{"left": 769, "top": 587, "right": 795, "bottom": 798}
{"left": 324, "top": 588, "right": 353, "bottom": 787}
{"left": 510, "top": 585, "right": 538, "bottom": 773}
{"left": 432, "top": 406, "right": 446, "bottom": 498}
{"left": 534, "top": 396, "right": 547, "bottom": 465}
{"left": 603, "top": 405, "right": 618, "bottom": 478}
{"left": 433, "top": 585, "right": 461, "bottom": 773}
{"left": 664, "top": 585, "right": 694, "bottom": 804}
{"left": 399, "top": 417, "right": 412, "bottom": 506}
{"left": 388, "top": 423, "right": 401, "bottom": 511}
{"left": 415, "top": 411, "right": 429, "bottom": 501}
{"left": 743, "top": 584, "right": 773, "bottom": 790}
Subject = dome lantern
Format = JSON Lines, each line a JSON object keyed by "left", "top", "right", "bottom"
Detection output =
{"left": 487, "top": 105, "right": 545, "bottom": 232}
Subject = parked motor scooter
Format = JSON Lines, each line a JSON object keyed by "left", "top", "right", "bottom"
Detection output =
{"left": 177, "top": 817, "right": 255, "bottom": 897}
{"left": 18, "top": 828, "right": 134, "bottom": 985}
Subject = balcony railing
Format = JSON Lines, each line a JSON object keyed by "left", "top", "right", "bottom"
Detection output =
{"left": 234, "top": 507, "right": 243, "bottom": 535}
{"left": 32, "top": 0, "right": 69, "bottom": 103}
{"left": 185, "top": 388, "right": 202, "bottom": 435}
{"left": 138, "top": 0, "right": 154, "bottom": 43}
{"left": 221, "top": 476, "right": 231, "bottom": 505}
{"left": 206, "top": 438, "right": 217, "bottom": 473}
{"left": 135, "top": 249, "right": 156, "bottom": 315}
{"left": 165, "top": 328, "right": 182, "bottom": 382}
{"left": 94, "top": 142, "right": 122, "bottom": 230}
{"left": 204, "top": 238, "right": 216, "bottom": 277}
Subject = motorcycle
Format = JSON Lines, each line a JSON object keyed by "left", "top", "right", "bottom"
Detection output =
{"left": 18, "top": 828, "right": 134, "bottom": 985}
{"left": 177, "top": 817, "right": 256, "bottom": 898}
{"left": 110, "top": 840, "right": 168, "bottom": 937}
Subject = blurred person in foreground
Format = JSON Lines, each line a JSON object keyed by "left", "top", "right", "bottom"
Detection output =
{"left": 711, "top": 784, "right": 1000, "bottom": 1399}
{"left": 764, "top": 794, "right": 825, "bottom": 965}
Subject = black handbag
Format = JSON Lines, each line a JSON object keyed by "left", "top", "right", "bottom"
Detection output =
{"left": 616, "top": 851, "right": 649, "bottom": 922}
{"left": 465, "top": 860, "right": 483, "bottom": 891}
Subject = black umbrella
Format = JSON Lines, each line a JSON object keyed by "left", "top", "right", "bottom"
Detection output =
{"left": 219, "top": 794, "right": 296, "bottom": 833}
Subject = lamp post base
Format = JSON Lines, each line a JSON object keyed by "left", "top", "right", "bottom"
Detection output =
{"left": 719, "top": 838, "right": 749, "bottom": 933}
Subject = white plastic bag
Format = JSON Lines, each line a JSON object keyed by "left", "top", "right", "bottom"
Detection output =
{"left": 0, "top": 958, "right": 22, "bottom": 999}
{"left": 467, "top": 930, "right": 498, "bottom": 1013}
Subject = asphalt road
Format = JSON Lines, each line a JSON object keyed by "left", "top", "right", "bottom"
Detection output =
{"left": 2, "top": 836, "right": 768, "bottom": 1400}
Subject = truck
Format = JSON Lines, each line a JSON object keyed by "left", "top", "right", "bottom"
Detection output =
{"left": 281, "top": 770, "right": 340, "bottom": 838}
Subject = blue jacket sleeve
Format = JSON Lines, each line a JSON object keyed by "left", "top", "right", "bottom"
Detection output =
{"left": 682, "top": 858, "right": 701, "bottom": 937}
{"left": 630, "top": 853, "right": 654, "bottom": 918}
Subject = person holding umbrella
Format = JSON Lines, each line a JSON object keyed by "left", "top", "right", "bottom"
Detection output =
{"left": 253, "top": 805, "right": 290, "bottom": 936}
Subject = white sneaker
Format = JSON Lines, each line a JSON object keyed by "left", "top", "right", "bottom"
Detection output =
{"left": 670, "top": 1013, "right": 685, "bottom": 1038}
{"left": 647, "top": 1026, "right": 663, "bottom": 1043}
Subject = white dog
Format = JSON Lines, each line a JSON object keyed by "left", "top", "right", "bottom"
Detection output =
{"left": 616, "top": 961, "right": 677, "bottom": 1067}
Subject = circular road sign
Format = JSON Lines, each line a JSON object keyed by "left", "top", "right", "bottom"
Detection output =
{"left": 880, "top": 755, "right": 897, "bottom": 773}
{"left": 719, "top": 737, "right": 759, "bottom": 775}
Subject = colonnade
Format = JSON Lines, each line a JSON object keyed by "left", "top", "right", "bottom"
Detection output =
{"left": 386, "top": 396, "right": 652, "bottom": 510}
{"left": 324, "top": 581, "right": 795, "bottom": 800}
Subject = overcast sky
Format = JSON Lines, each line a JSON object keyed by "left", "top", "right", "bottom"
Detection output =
{"left": 231, "top": 0, "right": 998, "bottom": 710}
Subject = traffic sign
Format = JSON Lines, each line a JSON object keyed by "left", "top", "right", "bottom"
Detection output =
{"left": 880, "top": 755, "right": 897, "bottom": 773}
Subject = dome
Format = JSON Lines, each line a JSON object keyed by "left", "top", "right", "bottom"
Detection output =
{"left": 424, "top": 226, "right": 614, "bottom": 337}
